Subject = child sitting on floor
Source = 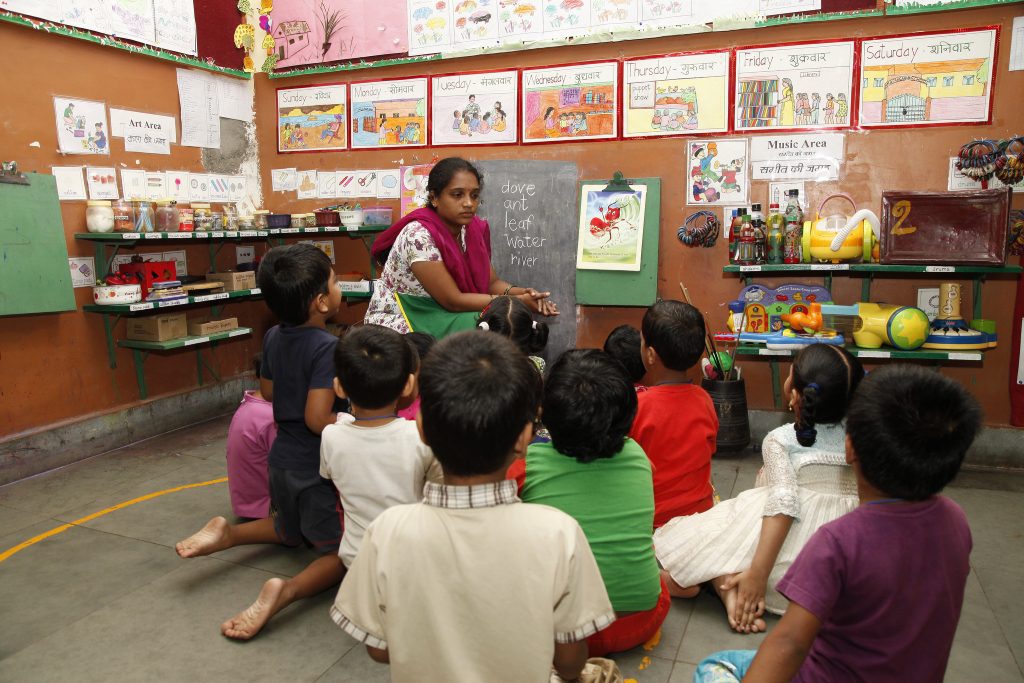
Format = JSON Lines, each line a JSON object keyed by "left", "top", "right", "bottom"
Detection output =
{"left": 398, "top": 331, "right": 435, "bottom": 421}
{"left": 694, "top": 364, "right": 982, "bottom": 683}
{"left": 175, "top": 243, "right": 345, "bottom": 640}
{"left": 654, "top": 344, "right": 863, "bottom": 633}
{"left": 629, "top": 300, "right": 718, "bottom": 529}
{"left": 225, "top": 354, "right": 276, "bottom": 519}
{"left": 603, "top": 324, "right": 647, "bottom": 390}
{"left": 477, "top": 294, "right": 549, "bottom": 373}
{"left": 320, "top": 325, "right": 440, "bottom": 570}
{"left": 331, "top": 331, "right": 615, "bottom": 683}
{"left": 509, "top": 349, "right": 667, "bottom": 657}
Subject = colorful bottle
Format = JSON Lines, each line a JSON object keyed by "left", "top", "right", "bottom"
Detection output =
{"left": 736, "top": 212, "right": 756, "bottom": 265}
{"left": 750, "top": 203, "right": 766, "bottom": 264}
{"left": 767, "top": 202, "right": 784, "bottom": 264}
{"left": 729, "top": 208, "right": 746, "bottom": 263}
{"left": 783, "top": 189, "right": 803, "bottom": 264}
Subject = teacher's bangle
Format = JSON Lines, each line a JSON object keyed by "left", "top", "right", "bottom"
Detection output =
{"left": 501, "top": 284, "right": 515, "bottom": 296}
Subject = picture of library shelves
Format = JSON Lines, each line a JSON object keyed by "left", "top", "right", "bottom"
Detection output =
{"left": 737, "top": 78, "right": 779, "bottom": 128}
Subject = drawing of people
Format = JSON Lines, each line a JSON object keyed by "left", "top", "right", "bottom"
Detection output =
{"left": 684, "top": 105, "right": 698, "bottom": 130}
{"left": 492, "top": 101, "right": 506, "bottom": 123}
{"left": 779, "top": 78, "right": 795, "bottom": 126}
{"left": 573, "top": 112, "right": 588, "bottom": 136}
{"left": 721, "top": 158, "right": 743, "bottom": 193}
{"left": 811, "top": 93, "right": 821, "bottom": 125}
{"left": 651, "top": 111, "right": 663, "bottom": 129}
{"left": 464, "top": 94, "right": 481, "bottom": 118}
{"left": 62, "top": 102, "right": 75, "bottom": 130}
{"left": 452, "top": 110, "right": 462, "bottom": 131}
{"left": 385, "top": 125, "right": 400, "bottom": 145}
{"left": 280, "top": 123, "right": 292, "bottom": 149}
{"left": 89, "top": 123, "right": 107, "bottom": 152}
{"left": 493, "top": 110, "right": 507, "bottom": 132}
{"left": 696, "top": 143, "right": 721, "bottom": 183}
{"left": 558, "top": 113, "right": 572, "bottom": 136}
{"left": 665, "top": 111, "right": 681, "bottom": 131}
{"left": 469, "top": 113, "right": 481, "bottom": 133}
{"left": 836, "top": 93, "right": 849, "bottom": 124}
{"left": 460, "top": 114, "right": 471, "bottom": 136}
{"left": 692, "top": 170, "right": 707, "bottom": 203}
{"left": 479, "top": 113, "right": 492, "bottom": 134}
{"left": 798, "top": 93, "right": 811, "bottom": 125}
{"left": 290, "top": 123, "right": 305, "bottom": 147}
{"left": 404, "top": 122, "right": 421, "bottom": 144}
{"left": 543, "top": 107, "right": 558, "bottom": 137}
{"left": 321, "top": 114, "right": 344, "bottom": 142}
{"left": 824, "top": 93, "right": 835, "bottom": 124}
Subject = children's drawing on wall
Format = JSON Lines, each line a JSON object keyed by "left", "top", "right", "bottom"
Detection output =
{"left": 431, "top": 71, "right": 517, "bottom": 145}
{"left": 277, "top": 84, "right": 347, "bottom": 153}
{"left": 53, "top": 97, "right": 109, "bottom": 155}
{"left": 623, "top": 52, "right": 729, "bottom": 138}
{"left": 542, "top": 0, "right": 591, "bottom": 40}
{"left": 638, "top": 0, "right": 694, "bottom": 29}
{"left": 521, "top": 62, "right": 618, "bottom": 143}
{"left": 576, "top": 183, "right": 647, "bottom": 271}
{"left": 350, "top": 78, "right": 428, "bottom": 149}
{"left": 497, "top": 0, "right": 542, "bottom": 39}
{"left": 452, "top": 0, "right": 499, "bottom": 48}
{"left": 271, "top": 0, "right": 408, "bottom": 68}
{"left": 686, "top": 139, "right": 749, "bottom": 205}
{"left": 859, "top": 28, "right": 997, "bottom": 128}
{"left": 734, "top": 40, "right": 855, "bottom": 132}
{"left": 401, "top": 163, "right": 435, "bottom": 215}
{"left": 590, "top": 0, "right": 638, "bottom": 30}
{"left": 408, "top": 0, "right": 454, "bottom": 53}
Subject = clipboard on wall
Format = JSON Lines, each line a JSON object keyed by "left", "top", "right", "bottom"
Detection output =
{"left": 575, "top": 175, "right": 660, "bottom": 306}
{"left": 0, "top": 173, "right": 76, "bottom": 316}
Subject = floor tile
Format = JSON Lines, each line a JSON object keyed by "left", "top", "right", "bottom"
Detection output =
{"left": 0, "top": 503, "right": 53, "bottom": 539}
{"left": 668, "top": 660, "right": 697, "bottom": 682}
{"left": 674, "top": 590, "right": 774, "bottom": 665}
{"left": 945, "top": 487, "right": 1024, "bottom": 570}
{"left": 316, "top": 639, "right": 393, "bottom": 683}
{"left": 975, "top": 566, "right": 1024, "bottom": 676}
{"left": 610, "top": 651, "right": 674, "bottom": 683}
{"left": 945, "top": 569, "right": 1024, "bottom": 683}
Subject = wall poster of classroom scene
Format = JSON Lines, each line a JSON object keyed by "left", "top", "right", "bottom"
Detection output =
{"left": 687, "top": 139, "right": 749, "bottom": 205}
{"left": 430, "top": 70, "right": 517, "bottom": 146}
{"left": 622, "top": 51, "right": 729, "bottom": 138}
{"left": 350, "top": 78, "right": 428, "bottom": 149}
{"left": 521, "top": 62, "right": 618, "bottom": 143}
{"left": 734, "top": 40, "right": 855, "bottom": 132}
{"left": 53, "top": 97, "right": 109, "bottom": 155}
{"left": 277, "top": 85, "right": 348, "bottom": 153}
{"left": 577, "top": 183, "right": 647, "bottom": 271}
{"left": 858, "top": 28, "right": 998, "bottom": 128}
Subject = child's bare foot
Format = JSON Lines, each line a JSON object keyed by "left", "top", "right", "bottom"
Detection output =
{"left": 221, "top": 577, "right": 287, "bottom": 640}
{"left": 662, "top": 569, "right": 700, "bottom": 598}
{"left": 715, "top": 575, "right": 767, "bottom": 634}
{"left": 175, "top": 516, "right": 230, "bottom": 558}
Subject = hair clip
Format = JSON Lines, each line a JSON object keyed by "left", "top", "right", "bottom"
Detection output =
{"left": 805, "top": 382, "right": 821, "bottom": 392}
{"left": 532, "top": 320, "right": 538, "bottom": 330}
{"left": 478, "top": 321, "right": 490, "bottom": 331}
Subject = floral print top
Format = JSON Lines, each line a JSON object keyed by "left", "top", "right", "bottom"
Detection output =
{"left": 364, "top": 221, "right": 467, "bottom": 333}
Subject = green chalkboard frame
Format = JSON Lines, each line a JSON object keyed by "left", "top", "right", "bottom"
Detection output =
{"left": 0, "top": 173, "right": 75, "bottom": 316}
{"left": 575, "top": 176, "right": 661, "bottom": 307}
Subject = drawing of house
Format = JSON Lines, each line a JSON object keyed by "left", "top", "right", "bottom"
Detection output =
{"left": 861, "top": 59, "right": 989, "bottom": 123}
{"left": 274, "top": 21, "right": 311, "bottom": 61}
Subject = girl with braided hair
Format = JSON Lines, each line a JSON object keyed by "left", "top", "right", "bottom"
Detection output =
{"left": 653, "top": 344, "right": 864, "bottom": 633}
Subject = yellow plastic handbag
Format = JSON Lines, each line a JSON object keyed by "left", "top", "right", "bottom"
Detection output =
{"left": 802, "top": 193, "right": 880, "bottom": 263}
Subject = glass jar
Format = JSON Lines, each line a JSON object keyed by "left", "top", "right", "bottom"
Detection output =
{"left": 134, "top": 201, "right": 155, "bottom": 233}
{"left": 177, "top": 206, "right": 194, "bottom": 232}
{"left": 303, "top": 213, "right": 317, "bottom": 228}
{"left": 86, "top": 200, "right": 114, "bottom": 233}
{"left": 225, "top": 203, "right": 239, "bottom": 230}
{"left": 291, "top": 213, "right": 306, "bottom": 229}
{"left": 210, "top": 212, "right": 224, "bottom": 230}
{"left": 155, "top": 201, "right": 177, "bottom": 232}
{"left": 192, "top": 203, "right": 212, "bottom": 231}
{"left": 237, "top": 216, "right": 255, "bottom": 231}
{"left": 112, "top": 199, "right": 134, "bottom": 232}
{"left": 253, "top": 209, "right": 270, "bottom": 230}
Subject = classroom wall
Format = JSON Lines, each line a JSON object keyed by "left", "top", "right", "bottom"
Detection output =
{"left": 0, "top": 22, "right": 267, "bottom": 438}
{"left": 254, "top": 4, "right": 1023, "bottom": 426}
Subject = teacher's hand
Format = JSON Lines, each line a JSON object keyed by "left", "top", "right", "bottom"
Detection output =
{"left": 520, "top": 289, "right": 559, "bottom": 317}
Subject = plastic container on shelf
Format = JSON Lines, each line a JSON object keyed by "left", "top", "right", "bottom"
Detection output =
{"left": 315, "top": 210, "right": 340, "bottom": 227}
{"left": 177, "top": 206, "right": 194, "bottom": 232}
{"left": 290, "top": 213, "right": 306, "bottom": 229}
{"left": 338, "top": 207, "right": 364, "bottom": 229}
{"left": 303, "top": 213, "right": 317, "bottom": 228}
{"left": 86, "top": 200, "right": 115, "bottom": 233}
{"left": 267, "top": 213, "right": 292, "bottom": 229}
{"left": 155, "top": 201, "right": 177, "bottom": 232}
{"left": 237, "top": 216, "right": 255, "bottom": 231}
{"left": 134, "top": 200, "right": 155, "bottom": 233}
{"left": 362, "top": 206, "right": 394, "bottom": 226}
{"left": 92, "top": 283, "right": 142, "bottom": 305}
{"left": 112, "top": 199, "right": 134, "bottom": 232}
{"left": 253, "top": 209, "right": 270, "bottom": 230}
{"left": 224, "top": 203, "right": 239, "bottom": 230}
{"left": 210, "top": 211, "right": 224, "bottom": 230}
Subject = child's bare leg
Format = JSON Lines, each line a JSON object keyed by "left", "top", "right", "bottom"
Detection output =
{"left": 661, "top": 569, "right": 700, "bottom": 599}
{"left": 175, "top": 517, "right": 279, "bottom": 558}
{"left": 712, "top": 573, "right": 766, "bottom": 634}
{"left": 221, "top": 553, "right": 346, "bottom": 640}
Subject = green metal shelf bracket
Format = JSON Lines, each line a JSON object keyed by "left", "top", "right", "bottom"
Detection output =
{"left": 973, "top": 275, "right": 985, "bottom": 321}
{"left": 131, "top": 349, "right": 151, "bottom": 399}
{"left": 101, "top": 313, "right": 122, "bottom": 368}
{"left": 196, "top": 346, "right": 220, "bottom": 386}
{"left": 860, "top": 272, "right": 874, "bottom": 302}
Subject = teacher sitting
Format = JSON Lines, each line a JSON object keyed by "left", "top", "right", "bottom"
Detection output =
{"left": 365, "top": 157, "right": 558, "bottom": 334}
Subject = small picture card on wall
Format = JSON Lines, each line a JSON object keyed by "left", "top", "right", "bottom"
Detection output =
{"left": 431, "top": 70, "right": 518, "bottom": 146}
{"left": 120, "top": 169, "right": 146, "bottom": 200}
{"left": 145, "top": 172, "right": 167, "bottom": 200}
{"left": 859, "top": 27, "right": 998, "bottom": 129}
{"left": 354, "top": 170, "right": 378, "bottom": 197}
{"left": 734, "top": 40, "right": 855, "bottom": 133}
{"left": 53, "top": 97, "right": 110, "bottom": 155}
{"left": 189, "top": 173, "right": 212, "bottom": 202}
{"left": 622, "top": 51, "right": 729, "bottom": 138}
{"left": 277, "top": 84, "right": 348, "bottom": 153}
{"left": 318, "top": 171, "right": 337, "bottom": 198}
{"left": 337, "top": 171, "right": 360, "bottom": 199}
{"left": 349, "top": 78, "right": 428, "bottom": 149}
{"left": 86, "top": 167, "right": 119, "bottom": 200}
{"left": 209, "top": 175, "right": 231, "bottom": 202}
{"left": 297, "top": 170, "right": 318, "bottom": 199}
{"left": 229, "top": 175, "right": 247, "bottom": 202}
{"left": 686, "top": 139, "right": 749, "bottom": 205}
{"left": 166, "top": 171, "right": 190, "bottom": 202}
{"left": 521, "top": 61, "right": 619, "bottom": 144}
{"left": 377, "top": 169, "right": 402, "bottom": 199}
{"left": 52, "top": 166, "right": 87, "bottom": 200}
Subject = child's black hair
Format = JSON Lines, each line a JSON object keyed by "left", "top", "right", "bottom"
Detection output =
{"left": 478, "top": 295, "right": 548, "bottom": 355}
{"left": 846, "top": 365, "right": 982, "bottom": 500}
{"left": 334, "top": 325, "right": 415, "bottom": 410}
{"left": 640, "top": 300, "right": 705, "bottom": 372}
{"left": 426, "top": 157, "right": 483, "bottom": 202}
{"left": 791, "top": 344, "right": 864, "bottom": 447}
{"left": 405, "top": 331, "right": 436, "bottom": 365}
{"left": 603, "top": 324, "right": 645, "bottom": 384}
{"left": 418, "top": 331, "right": 542, "bottom": 477}
{"left": 543, "top": 349, "right": 638, "bottom": 464}
{"left": 257, "top": 243, "right": 332, "bottom": 326}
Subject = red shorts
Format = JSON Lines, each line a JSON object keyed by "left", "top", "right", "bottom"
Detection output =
{"left": 586, "top": 577, "right": 671, "bottom": 657}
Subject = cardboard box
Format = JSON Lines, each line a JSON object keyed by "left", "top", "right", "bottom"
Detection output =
{"left": 206, "top": 271, "right": 256, "bottom": 292}
{"left": 188, "top": 316, "right": 239, "bottom": 336}
{"left": 125, "top": 313, "right": 187, "bottom": 342}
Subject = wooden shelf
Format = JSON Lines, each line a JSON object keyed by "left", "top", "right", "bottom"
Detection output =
{"left": 117, "top": 326, "right": 252, "bottom": 351}
{"left": 732, "top": 344, "right": 985, "bottom": 362}
{"left": 74, "top": 225, "right": 387, "bottom": 242}
{"left": 83, "top": 288, "right": 262, "bottom": 314}
{"left": 723, "top": 264, "right": 1022, "bottom": 274}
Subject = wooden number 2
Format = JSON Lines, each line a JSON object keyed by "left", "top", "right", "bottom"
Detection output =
{"left": 891, "top": 200, "right": 917, "bottom": 236}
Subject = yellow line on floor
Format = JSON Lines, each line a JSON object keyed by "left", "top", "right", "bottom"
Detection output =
{"left": 0, "top": 477, "right": 228, "bottom": 563}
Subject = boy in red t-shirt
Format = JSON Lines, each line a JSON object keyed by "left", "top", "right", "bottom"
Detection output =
{"left": 629, "top": 300, "right": 717, "bottom": 534}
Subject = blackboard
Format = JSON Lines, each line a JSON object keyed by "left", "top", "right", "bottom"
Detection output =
{"left": 476, "top": 159, "right": 579, "bottom": 361}
{"left": 0, "top": 174, "right": 75, "bottom": 316}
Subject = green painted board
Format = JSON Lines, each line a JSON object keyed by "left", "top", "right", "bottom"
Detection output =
{"left": 575, "top": 177, "right": 661, "bottom": 307}
{"left": 0, "top": 173, "right": 75, "bottom": 316}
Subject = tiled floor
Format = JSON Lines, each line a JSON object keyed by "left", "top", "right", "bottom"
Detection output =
{"left": 0, "top": 416, "right": 1021, "bottom": 682}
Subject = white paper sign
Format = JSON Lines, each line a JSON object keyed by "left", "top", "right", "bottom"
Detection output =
{"left": 236, "top": 245, "right": 255, "bottom": 266}
{"left": 69, "top": 257, "right": 97, "bottom": 287}
{"left": 318, "top": 171, "right": 337, "bottom": 199}
{"left": 162, "top": 250, "right": 188, "bottom": 276}
{"left": 216, "top": 75, "right": 253, "bottom": 122}
{"left": 376, "top": 169, "right": 401, "bottom": 199}
{"left": 122, "top": 112, "right": 173, "bottom": 154}
{"left": 1011, "top": 16, "right": 1024, "bottom": 72}
{"left": 86, "top": 167, "right": 119, "bottom": 200}
{"left": 229, "top": 175, "right": 247, "bottom": 202}
{"left": 177, "top": 68, "right": 220, "bottom": 149}
{"left": 209, "top": 175, "right": 231, "bottom": 202}
{"left": 120, "top": 169, "right": 146, "bottom": 200}
{"left": 52, "top": 166, "right": 87, "bottom": 200}
{"left": 145, "top": 172, "right": 167, "bottom": 200}
{"left": 297, "top": 170, "right": 318, "bottom": 199}
{"left": 336, "top": 171, "right": 359, "bottom": 199}
{"left": 166, "top": 171, "right": 190, "bottom": 202}
{"left": 750, "top": 133, "right": 845, "bottom": 163}
{"left": 354, "top": 170, "right": 378, "bottom": 197}
{"left": 752, "top": 158, "right": 839, "bottom": 181}
{"left": 189, "top": 173, "right": 212, "bottom": 201}
{"left": 272, "top": 168, "right": 298, "bottom": 192}
{"left": 152, "top": 0, "right": 198, "bottom": 56}
{"left": 110, "top": 109, "right": 177, "bottom": 142}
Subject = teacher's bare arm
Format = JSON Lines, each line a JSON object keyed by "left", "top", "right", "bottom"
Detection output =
{"left": 487, "top": 266, "right": 559, "bottom": 316}
{"left": 411, "top": 260, "right": 496, "bottom": 313}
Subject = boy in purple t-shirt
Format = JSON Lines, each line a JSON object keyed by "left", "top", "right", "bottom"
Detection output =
{"left": 694, "top": 364, "right": 982, "bottom": 683}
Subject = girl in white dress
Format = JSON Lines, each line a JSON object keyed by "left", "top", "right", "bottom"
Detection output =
{"left": 653, "top": 344, "right": 864, "bottom": 633}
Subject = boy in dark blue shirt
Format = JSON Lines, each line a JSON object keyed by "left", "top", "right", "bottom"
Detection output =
{"left": 176, "top": 243, "right": 346, "bottom": 640}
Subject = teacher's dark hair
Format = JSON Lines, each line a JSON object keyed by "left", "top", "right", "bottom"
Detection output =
{"left": 426, "top": 157, "right": 484, "bottom": 205}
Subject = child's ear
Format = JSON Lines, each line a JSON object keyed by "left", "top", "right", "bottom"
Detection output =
{"left": 401, "top": 373, "right": 417, "bottom": 399}
{"left": 510, "top": 419, "right": 534, "bottom": 461}
{"left": 333, "top": 377, "right": 347, "bottom": 400}
{"left": 844, "top": 434, "right": 858, "bottom": 466}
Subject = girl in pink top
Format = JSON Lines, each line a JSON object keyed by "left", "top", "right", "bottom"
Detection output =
{"left": 226, "top": 357, "right": 277, "bottom": 518}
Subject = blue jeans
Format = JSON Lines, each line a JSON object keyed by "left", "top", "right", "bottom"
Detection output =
{"left": 693, "top": 650, "right": 757, "bottom": 682}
